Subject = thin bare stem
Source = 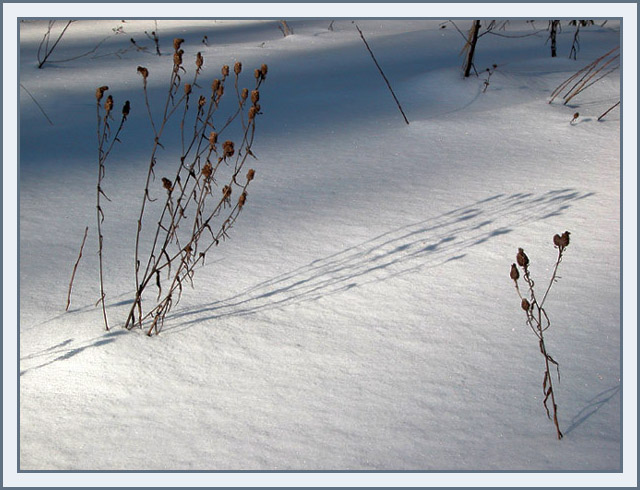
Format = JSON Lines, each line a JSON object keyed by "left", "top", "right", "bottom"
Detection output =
{"left": 66, "top": 226, "right": 89, "bottom": 311}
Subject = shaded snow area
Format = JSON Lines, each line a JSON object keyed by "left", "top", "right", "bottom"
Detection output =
{"left": 17, "top": 18, "right": 626, "bottom": 475}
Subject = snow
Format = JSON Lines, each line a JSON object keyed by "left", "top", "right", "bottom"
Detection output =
{"left": 8, "top": 13, "right": 634, "bottom": 485}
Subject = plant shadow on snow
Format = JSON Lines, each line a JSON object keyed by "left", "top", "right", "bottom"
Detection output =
{"left": 19, "top": 330, "right": 128, "bottom": 376}
{"left": 165, "top": 188, "right": 594, "bottom": 333}
{"left": 564, "top": 384, "right": 621, "bottom": 436}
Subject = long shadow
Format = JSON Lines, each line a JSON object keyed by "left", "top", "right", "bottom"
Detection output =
{"left": 164, "top": 189, "right": 593, "bottom": 334}
{"left": 20, "top": 330, "right": 128, "bottom": 376}
{"left": 564, "top": 384, "right": 621, "bottom": 436}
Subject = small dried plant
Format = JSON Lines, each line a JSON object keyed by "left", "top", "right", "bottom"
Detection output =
{"left": 510, "top": 231, "right": 571, "bottom": 440}
{"left": 92, "top": 39, "right": 269, "bottom": 335}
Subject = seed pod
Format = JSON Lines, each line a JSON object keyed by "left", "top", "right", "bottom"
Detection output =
{"left": 510, "top": 263, "right": 519, "bottom": 281}
{"left": 516, "top": 248, "right": 529, "bottom": 268}
{"left": 196, "top": 52, "right": 204, "bottom": 70}
{"left": 173, "top": 50, "right": 183, "bottom": 67}
{"left": 238, "top": 191, "right": 247, "bottom": 208}
{"left": 122, "top": 100, "right": 130, "bottom": 118}
{"left": 95, "top": 85, "right": 109, "bottom": 102}
{"left": 553, "top": 234, "right": 562, "bottom": 248}
{"left": 260, "top": 63, "right": 268, "bottom": 77}
{"left": 162, "top": 177, "right": 173, "bottom": 191}
{"left": 254, "top": 68, "right": 261, "bottom": 80}
{"left": 234, "top": 61, "right": 242, "bottom": 75}
{"left": 216, "top": 84, "right": 224, "bottom": 98}
{"left": 222, "top": 140, "right": 235, "bottom": 158}
{"left": 251, "top": 90, "right": 260, "bottom": 104}
{"left": 211, "top": 79, "right": 220, "bottom": 93}
{"left": 209, "top": 131, "right": 218, "bottom": 147}
{"left": 521, "top": 298, "right": 531, "bottom": 311}
{"left": 184, "top": 83, "right": 192, "bottom": 95}
{"left": 198, "top": 95, "right": 206, "bottom": 108}
{"left": 173, "top": 38, "right": 185, "bottom": 51}
{"left": 137, "top": 66, "right": 149, "bottom": 79}
{"left": 104, "top": 95, "right": 114, "bottom": 113}
{"left": 560, "top": 231, "right": 571, "bottom": 248}
{"left": 246, "top": 168, "right": 255, "bottom": 182}
{"left": 202, "top": 162, "right": 213, "bottom": 179}
{"left": 222, "top": 185, "right": 232, "bottom": 199}
{"left": 221, "top": 65, "right": 230, "bottom": 77}
{"left": 241, "top": 88, "right": 249, "bottom": 101}
{"left": 248, "top": 106, "right": 258, "bottom": 121}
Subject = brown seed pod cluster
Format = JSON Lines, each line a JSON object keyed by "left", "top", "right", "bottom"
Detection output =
{"left": 173, "top": 38, "right": 185, "bottom": 51}
{"left": 211, "top": 79, "right": 220, "bottom": 94}
{"left": 96, "top": 85, "right": 109, "bottom": 102}
{"left": 553, "top": 231, "right": 571, "bottom": 249}
{"left": 510, "top": 263, "right": 519, "bottom": 281}
{"left": 222, "top": 140, "right": 235, "bottom": 158}
{"left": 196, "top": 52, "right": 204, "bottom": 72}
{"left": 184, "top": 83, "right": 192, "bottom": 95}
{"left": 248, "top": 106, "right": 258, "bottom": 121}
{"left": 238, "top": 191, "right": 247, "bottom": 208}
{"left": 173, "top": 49, "right": 184, "bottom": 69}
{"left": 222, "top": 185, "right": 232, "bottom": 199}
{"left": 198, "top": 95, "right": 206, "bottom": 109}
{"left": 208, "top": 131, "right": 218, "bottom": 148}
{"left": 222, "top": 65, "right": 230, "bottom": 78}
{"left": 162, "top": 177, "right": 173, "bottom": 192}
{"left": 137, "top": 66, "right": 149, "bottom": 80}
{"left": 251, "top": 90, "right": 260, "bottom": 105}
{"left": 246, "top": 168, "right": 255, "bottom": 182}
{"left": 260, "top": 63, "right": 268, "bottom": 79}
{"left": 516, "top": 248, "right": 529, "bottom": 268}
{"left": 241, "top": 88, "right": 249, "bottom": 101}
{"left": 234, "top": 61, "right": 242, "bottom": 75}
{"left": 104, "top": 95, "right": 114, "bottom": 113}
{"left": 201, "top": 162, "right": 213, "bottom": 179}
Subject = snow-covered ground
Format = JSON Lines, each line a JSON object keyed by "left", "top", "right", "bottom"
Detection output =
{"left": 6, "top": 10, "right": 636, "bottom": 485}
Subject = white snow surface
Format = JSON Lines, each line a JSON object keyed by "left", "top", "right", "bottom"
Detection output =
{"left": 17, "top": 19, "right": 623, "bottom": 472}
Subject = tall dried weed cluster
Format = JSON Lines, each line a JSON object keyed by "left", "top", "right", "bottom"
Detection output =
{"left": 94, "top": 39, "right": 269, "bottom": 335}
{"left": 510, "top": 231, "right": 571, "bottom": 440}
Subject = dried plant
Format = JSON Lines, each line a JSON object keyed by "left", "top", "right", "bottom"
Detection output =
{"left": 510, "top": 231, "right": 571, "bottom": 440}
{"left": 93, "top": 39, "right": 269, "bottom": 335}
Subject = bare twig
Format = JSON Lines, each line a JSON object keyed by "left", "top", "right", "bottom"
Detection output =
{"left": 19, "top": 83, "right": 54, "bottom": 126}
{"left": 598, "top": 100, "right": 620, "bottom": 121}
{"left": 66, "top": 226, "right": 89, "bottom": 311}
{"left": 354, "top": 23, "right": 409, "bottom": 125}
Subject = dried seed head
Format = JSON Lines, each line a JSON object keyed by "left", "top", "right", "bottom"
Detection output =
{"left": 209, "top": 131, "right": 218, "bottom": 147}
{"left": 260, "top": 63, "right": 268, "bottom": 77}
{"left": 173, "top": 50, "right": 183, "bottom": 67}
{"left": 202, "top": 162, "right": 213, "bottom": 179}
{"left": 173, "top": 38, "right": 185, "bottom": 51}
{"left": 573, "top": 112, "right": 579, "bottom": 120}
{"left": 137, "top": 66, "right": 149, "bottom": 79}
{"left": 516, "top": 248, "right": 529, "bottom": 268}
{"left": 222, "top": 185, "right": 232, "bottom": 199}
{"left": 238, "top": 191, "right": 247, "bottom": 208}
{"left": 216, "top": 84, "right": 224, "bottom": 98}
{"left": 222, "top": 140, "right": 235, "bottom": 158}
{"left": 234, "top": 61, "right": 242, "bottom": 75}
{"left": 246, "top": 168, "right": 255, "bottom": 182}
{"left": 122, "top": 100, "right": 130, "bottom": 118}
{"left": 248, "top": 106, "right": 258, "bottom": 121}
{"left": 184, "top": 83, "right": 192, "bottom": 95}
{"left": 560, "top": 231, "right": 571, "bottom": 248}
{"left": 196, "top": 52, "right": 204, "bottom": 70}
{"left": 198, "top": 95, "right": 206, "bottom": 108}
{"left": 211, "top": 79, "right": 220, "bottom": 93}
{"left": 221, "top": 65, "right": 230, "bottom": 77}
{"left": 241, "top": 88, "right": 249, "bottom": 100}
{"left": 521, "top": 298, "right": 531, "bottom": 311}
{"left": 510, "top": 263, "right": 519, "bottom": 281}
{"left": 251, "top": 89, "right": 260, "bottom": 104}
{"left": 104, "top": 95, "right": 114, "bottom": 112}
{"left": 95, "top": 85, "right": 109, "bottom": 102}
{"left": 162, "top": 177, "right": 173, "bottom": 191}
{"left": 254, "top": 68, "right": 261, "bottom": 79}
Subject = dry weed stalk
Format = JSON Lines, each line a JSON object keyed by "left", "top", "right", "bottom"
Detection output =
{"left": 66, "top": 225, "right": 89, "bottom": 311}
{"left": 510, "top": 231, "right": 570, "bottom": 440}
{"left": 95, "top": 87, "right": 129, "bottom": 331}
{"left": 89, "top": 39, "right": 270, "bottom": 335}
{"left": 549, "top": 46, "right": 619, "bottom": 105}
